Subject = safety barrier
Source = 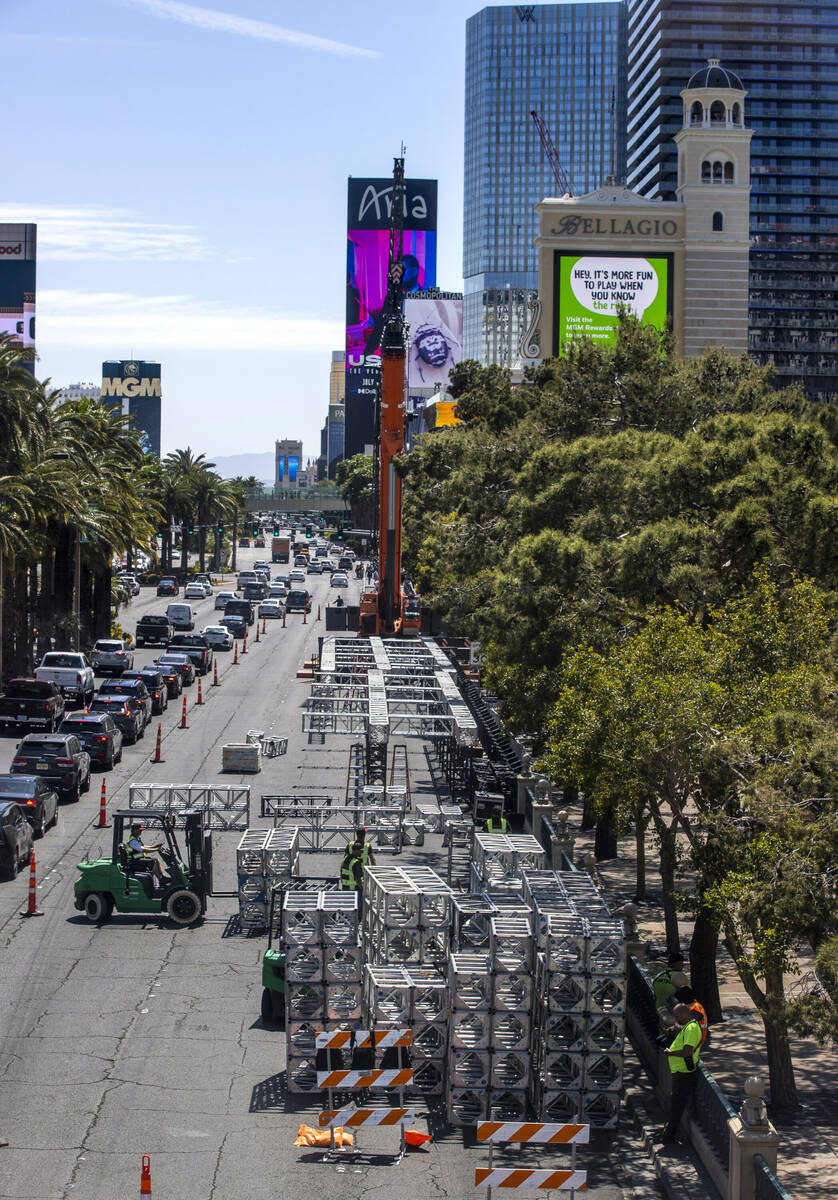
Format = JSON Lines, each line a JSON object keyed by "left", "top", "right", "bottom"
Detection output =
{"left": 128, "top": 784, "right": 250, "bottom": 830}
{"left": 474, "top": 1121, "right": 588, "bottom": 1196}
{"left": 313, "top": 1028, "right": 414, "bottom": 1159}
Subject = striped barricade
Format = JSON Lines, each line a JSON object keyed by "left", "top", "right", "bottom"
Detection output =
{"left": 318, "top": 1106, "right": 415, "bottom": 1128}
{"left": 315, "top": 1029, "right": 411, "bottom": 1051}
{"left": 474, "top": 1121, "right": 590, "bottom": 1197}
{"left": 316, "top": 1069, "right": 413, "bottom": 1089}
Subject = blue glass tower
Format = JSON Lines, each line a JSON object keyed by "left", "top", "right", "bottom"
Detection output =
{"left": 627, "top": 0, "right": 838, "bottom": 401}
{"left": 463, "top": 3, "right": 628, "bottom": 366}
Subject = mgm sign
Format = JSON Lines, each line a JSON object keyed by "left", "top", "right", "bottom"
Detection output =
{"left": 101, "top": 360, "right": 162, "bottom": 456}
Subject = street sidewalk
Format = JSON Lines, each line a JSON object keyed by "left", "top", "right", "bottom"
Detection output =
{"left": 568, "top": 808, "right": 838, "bottom": 1198}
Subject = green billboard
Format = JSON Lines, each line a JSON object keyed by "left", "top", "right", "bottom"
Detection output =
{"left": 555, "top": 252, "right": 672, "bottom": 353}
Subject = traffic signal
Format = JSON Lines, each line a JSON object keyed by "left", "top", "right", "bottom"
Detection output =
{"left": 187, "top": 525, "right": 194, "bottom": 536}
{"left": 273, "top": 525, "right": 279, "bottom": 536}
{"left": 336, "top": 530, "right": 343, "bottom": 541}
{"left": 306, "top": 531, "right": 311, "bottom": 538}
{"left": 217, "top": 523, "right": 223, "bottom": 536}
{"left": 252, "top": 525, "right": 258, "bottom": 537}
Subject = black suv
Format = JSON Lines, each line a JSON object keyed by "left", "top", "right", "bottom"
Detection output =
{"left": 58, "top": 712, "right": 124, "bottom": 768}
{"left": 11, "top": 734, "right": 92, "bottom": 802}
{"left": 98, "top": 679, "right": 152, "bottom": 728}
{"left": 167, "top": 633, "right": 214, "bottom": 675}
{"left": 0, "top": 801, "right": 34, "bottom": 878}
{"left": 223, "top": 598, "right": 254, "bottom": 627}
{"left": 121, "top": 668, "right": 169, "bottom": 714}
{"left": 135, "top": 615, "right": 173, "bottom": 647}
{"left": 87, "top": 697, "right": 144, "bottom": 744}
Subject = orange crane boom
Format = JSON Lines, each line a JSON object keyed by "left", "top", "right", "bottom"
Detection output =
{"left": 530, "top": 109, "right": 572, "bottom": 197}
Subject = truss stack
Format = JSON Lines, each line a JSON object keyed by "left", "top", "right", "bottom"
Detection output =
{"left": 284, "top": 890, "right": 361, "bottom": 1094}
{"left": 361, "top": 864, "right": 453, "bottom": 969}
{"left": 362, "top": 964, "right": 447, "bottom": 1097}
{"left": 471, "top": 831, "right": 547, "bottom": 894}
{"left": 236, "top": 828, "right": 299, "bottom": 930}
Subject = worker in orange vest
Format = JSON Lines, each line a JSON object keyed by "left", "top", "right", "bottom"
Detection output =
{"left": 673, "top": 984, "right": 709, "bottom": 1047}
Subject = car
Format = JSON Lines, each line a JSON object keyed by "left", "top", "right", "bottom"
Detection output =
{"left": 269, "top": 583, "right": 288, "bottom": 599}
{"left": 117, "top": 574, "right": 141, "bottom": 597}
{"left": 87, "top": 697, "right": 145, "bottom": 745}
{"left": 254, "top": 561, "right": 271, "bottom": 573}
{"left": 220, "top": 614, "right": 247, "bottom": 641}
{"left": 98, "top": 679, "right": 153, "bottom": 728}
{"left": 223, "top": 598, "right": 255, "bottom": 627}
{"left": 120, "top": 669, "right": 169, "bottom": 715}
{"left": 0, "top": 800, "right": 34, "bottom": 878}
{"left": 338, "top": 556, "right": 354, "bottom": 572}
{"left": 237, "top": 571, "right": 257, "bottom": 590}
{"left": 0, "top": 776, "right": 59, "bottom": 839}
{"left": 285, "top": 588, "right": 312, "bottom": 614}
{"left": 273, "top": 574, "right": 290, "bottom": 587}
{"left": 202, "top": 625, "right": 234, "bottom": 650}
{"left": 0, "top": 678, "right": 66, "bottom": 732}
{"left": 306, "top": 560, "right": 322, "bottom": 575}
{"left": 330, "top": 572, "right": 349, "bottom": 588}
{"left": 90, "top": 638, "right": 135, "bottom": 676}
{"left": 166, "top": 603, "right": 195, "bottom": 632}
{"left": 184, "top": 581, "right": 206, "bottom": 600}
{"left": 135, "top": 615, "right": 173, "bottom": 648}
{"left": 294, "top": 555, "right": 308, "bottom": 568}
{"left": 254, "top": 536, "right": 266, "bottom": 548}
{"left": 193, "top": 574, "right": 214, "bottom": 595}
{"left": 215, "top": 590, "right": 238, "bottom": 611}
{"left": 156, "top": 652, "right": 196, "bottom": 687}
{"left": 238, "top": 537, "right": 250, "bottom": 548}
{"left": 259, "top": 599, "right": 284, "bottom": 620}
{"left": 34, "top": 652, "right": 95, "bottom": 707}
{"left": 57, "top": 713, "right": 124, "bottom": 768}
{"left": 168, "top": 633, "right": 214, "bottom": 675}
{"left": 10, "top": 734, "right": 92, "bottom": 802}
{"left": 242, "top": 581, "right": 268, "bottom": 602}
{"left": 289, "top": 569, "right": 306, "bottom": 584}
{"left": 154, "top": 661, "right": 183, "bottom": 700}
{"left": 156, "top": 577, "right": 180, "bottom": 596}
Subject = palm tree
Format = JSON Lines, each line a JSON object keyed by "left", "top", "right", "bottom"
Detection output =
{"left": 163, "top": 448, "right": 216, "bottom": 573}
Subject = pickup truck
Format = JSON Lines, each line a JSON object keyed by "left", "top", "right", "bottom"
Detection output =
{"left": 34, "top": 653, "right": 95, "bottom": 707}
{"left": 0, "top": 679, "right": 66, "bottom": 732}
{"left": 167, "top": 633, "right": 214, "bottom": 675}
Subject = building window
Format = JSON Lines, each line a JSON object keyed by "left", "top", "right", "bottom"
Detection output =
{"left": 732, "top": 102, "right": 741, "bottom": 125}
{"left": 702, "top": 160, "right": 712, "bottom": 182}
{"left": 713, "top": 161, "right": 723, "bottom": 182}
{"left": 710, "top": 99, "right": 726, "bottom": 124}
{"left": 691, "top": 100, "right": 703, "bottom": 125}
{"left": 713, "top": 211, "right": 724, "bottom": 231}
{"left": 724, "top": 161, "right": 734, "bottom": 183}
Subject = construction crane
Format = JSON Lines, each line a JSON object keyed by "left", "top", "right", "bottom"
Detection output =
{"left": 359, "top": 154, "right": 420, "bottom": 638}
{"left": 530, "top": 109, "right": 572, "bottom": 197}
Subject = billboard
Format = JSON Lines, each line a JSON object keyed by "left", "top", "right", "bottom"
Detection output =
{"left": 101, "top": 360, "right": 161, "bottom": 456}
{"left": 0, "top": 224, "right": 36, "bottom": 372}
{"left": 405, "top": 296, "right": 463, "bottom": 390}
{"left": 555, "top": 253, "right": 672, "bottom": 351}
{"left": 344, "top": 176, "right": 438, "bottom": 458}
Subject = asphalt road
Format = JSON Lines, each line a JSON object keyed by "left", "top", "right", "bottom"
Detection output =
{"left": 0, "top": 543, "right": 648, "bottom": 1199}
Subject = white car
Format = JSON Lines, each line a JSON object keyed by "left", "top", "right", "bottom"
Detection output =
{"left": 193, "top": 575, "right": 214, "bottom": 596}
{"left": 117, "top": 574, "right": 140, "bottom": 597}
{"left": 289, "top": 568, "right": 306, "bottom": 584}
{"left": 184, "top": 582, "right": 206, "bottom": 600}
{"left": 330, "top": 573, "right": 349, "bottom": 588}
{"left": 258, "top": 599, "right": 284, "bottom": 619}
{"left": 215, "top": 590, "right": 237, "bottom": 611}
{"left": 202, "top": 624, "right": 234, "bottom": 650}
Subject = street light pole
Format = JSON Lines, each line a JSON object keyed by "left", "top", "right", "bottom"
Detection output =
{"left": 73, "top": 528, "right": 81, "bottom": 651}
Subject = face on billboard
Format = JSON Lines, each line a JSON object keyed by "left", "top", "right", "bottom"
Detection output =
{"left": 406, "top": 297, "right": 463, "bottom": 389}
{"left": 346, "top": 230, "right": 436, "bottom": 367}
{"left": 556, "top": 253, "right": 672, "bottom": 352}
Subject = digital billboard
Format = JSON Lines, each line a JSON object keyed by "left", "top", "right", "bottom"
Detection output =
{"left": 344, "top": 176, "right": 438, "bottom": 459}
{"left": 101, "top": 360, "right": 161, "bottom": 456}
{"left": 0, "top": 224, "right": 36, "bottom": 373}
{"left": 555, "top": 253, "right": 672, "bottom": 352}
{"left": 405, "top": 296, "right": 463, "bottom": 390}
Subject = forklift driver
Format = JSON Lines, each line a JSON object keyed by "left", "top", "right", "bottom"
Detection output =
{"left": 125, "top": 823, "right": 166, "bottom": 884}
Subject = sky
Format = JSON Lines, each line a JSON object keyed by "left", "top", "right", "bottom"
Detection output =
{"left": 0, "top": 0, "right": 497, "bottom": 463}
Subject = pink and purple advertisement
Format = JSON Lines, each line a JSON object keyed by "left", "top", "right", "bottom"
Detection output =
{"left": 346, "top": 228, "right": 437, "bottom": 368}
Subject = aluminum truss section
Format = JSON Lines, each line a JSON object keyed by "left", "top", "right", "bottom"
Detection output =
{"left": 128, "top": 784, "right": 250, "bottom": 830}
{"left": 262, "top": 802, "right": 407, "bottom": 853}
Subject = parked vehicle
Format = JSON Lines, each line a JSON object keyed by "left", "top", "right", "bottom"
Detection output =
{"left": 223, "top": 598, "right": 255, "bottom": 627}
{"left": 98, "top": 679, "right": 152, "bottom": 727}
{"left": 35, "top": 653, "right": 95, "bottom": 707}
{"left": 0, "top": 679, "right": 65, "bottom": 732}
{"left": 285, "top": 588, "right": 312, "bottom": 614}
{"left": 155, "top": 652, "right": 196, "bottom": 687}
{"left": 90, "top": 639, "right": 135, "bottom": 675}
{"left": 0, "top": 776, "right": 59, "bottom": 839}
{"left": 87, "top": 697, "right": 144, "bottom": 745}
{"left": 156, "top": 577, "right": 180, "bottom": 596}
{"left": 11, "top": 734, "right": 92, "bottom": 802}
{"left": 0, "top": 801, "right": 34, "bottom": 878}
{"left": 166, "top": 603, "right": 195, "bottom": 632}
{"left": 57, "top": 713, "right": 123, "bottom": 768}
{"left": 135, "top": 614, "right": 173, "bottom": 648}
{"left": 202, "top": 625, "right": 234, "bottom": 651}
{"left": 168, "top": 633, "right": 214, "bottom": 675}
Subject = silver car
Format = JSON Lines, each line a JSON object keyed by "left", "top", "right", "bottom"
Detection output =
{"left": 90, "top": 639, "right": 135, "bottom": 675}
{"left": 215, "top": 590, "right": 237, "bottom": 611}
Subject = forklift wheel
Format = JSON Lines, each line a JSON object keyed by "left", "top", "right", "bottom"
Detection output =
{"left": 261, "top": 987, "right": 284, "bottom": 1025}
{"left": 83, "top": 892, "right": 113, "bottom": 923}
{"left": 166, "top": 889, "right": 202, "bottom": 925}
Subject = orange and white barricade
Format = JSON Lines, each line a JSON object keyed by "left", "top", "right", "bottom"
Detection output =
{"left": 314, "top": 1028, "right": 414, "bottom": 1160}
{"left": 318, "top": 1106, "right": 415, "bottom": 1128}
{"left": 475, "top": 1122, "right": 589, "bottom": 1197}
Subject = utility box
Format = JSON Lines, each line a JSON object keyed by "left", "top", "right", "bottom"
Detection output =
{"left": 222, "top": 743, "right": 261, "bottom": 773}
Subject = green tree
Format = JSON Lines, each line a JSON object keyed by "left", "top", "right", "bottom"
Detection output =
{"left": 336, "top": 453, "right": 374, "bottom": 528}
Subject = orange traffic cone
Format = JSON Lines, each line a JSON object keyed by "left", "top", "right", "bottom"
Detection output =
{"left": 282, "top": 610, "right": 286, "bottom": 628}
{"left": 233, "top": 641, "right": 239, "bottom": 664}
{"left": 20, "top": 850, "right": 43, "bottom": 918}
{"left": 255, "top": 622, "right": 260, "bottom": 643}
{"left": 94, "top": 778, "right": 109, "bottom": 828}
{"left": 262, "top": 616, "right": 267, "bottom": 634}
{"left": 179, "top": 695, "right": 188, "bottom": 729}
{"left": 197, "top": 675, "right": 204, "bottom": 704}
{"left": 212, "top": 660, "right": 219, "bottom": 687}
{"left": 317, "top": 604, "right": 321, "bottom": 622}
{"left": 150, "top": 722, "right": 164, "bottom": 763}
{"left": 404, "top": 1130, "right": 432, "bottom": 1149}
{"left": 242, "top": 630, "right": 248, "bottom": 654}
{"left": 140, "top": 1154, "right": 152, "bottom": 1195}
{"left": 303, "top": 609, "right": 307, "bottom": 625}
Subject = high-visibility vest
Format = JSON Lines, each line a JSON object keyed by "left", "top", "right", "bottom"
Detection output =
{"left": 357, "top": 841, "right": 373, "bottom": 865}
{"left": 678, "top": 1000, "right": 708, "bottom": 1047}
{"left": 340, "top": 857, "right": 360, "bottom": 890}
{"left": 486, "top": 817, "right": 508, "bottom": 833}
{"left": 125, "top": 837, "right": 143, "bottom": 863}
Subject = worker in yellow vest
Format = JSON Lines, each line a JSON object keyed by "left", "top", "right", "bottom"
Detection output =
{"left": 660, "top": 1003, "right": 703, "bottom": 1144}
{"left": 485, "top": 814, "right": 508, "bottom": 833}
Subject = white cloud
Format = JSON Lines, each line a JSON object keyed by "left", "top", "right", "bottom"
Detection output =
{"left": 125, "top": 0, "right": 377, "bottom": 58}
{"left": 0, "top": 203, "right": 206, "bottom": 262}
{"left": 37, "top": 288, "right": 343, "bottom": 353}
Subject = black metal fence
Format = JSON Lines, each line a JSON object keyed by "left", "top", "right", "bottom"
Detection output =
{"left": 694, "top": 1064, "right": 736, "bottom": 1175}
{"left": 754, "top": 1154, "right": 795, "bottom": 1200}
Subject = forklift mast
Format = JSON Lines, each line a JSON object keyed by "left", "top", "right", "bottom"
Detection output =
{"left": 181, "top": 807, "right": 212, "bottom": 903}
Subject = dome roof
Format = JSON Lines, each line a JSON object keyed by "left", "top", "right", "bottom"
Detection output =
{"left": 687, "top": 58, "right": 744, "bottom": 91}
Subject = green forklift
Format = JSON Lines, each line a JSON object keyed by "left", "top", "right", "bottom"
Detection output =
{"left": 260, "top": 883, "right": 287, "bottom": 1023}
{"left": 74, "top": 808, "right": 212, "bottom": 926}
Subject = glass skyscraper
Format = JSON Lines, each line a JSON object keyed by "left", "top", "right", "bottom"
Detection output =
{"left": 463, "top": 3, "right": 628, "bottom": 366}
{"left": 627, "top": 0, "right": 838, "bottom": 401}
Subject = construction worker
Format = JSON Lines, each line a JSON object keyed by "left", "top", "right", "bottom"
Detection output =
{"left": 340, "top": 845, "right": 362, "bottom": 892}
{"left": 659, "top": 1003, "right": 703, "bottom": 1144}
{"left": 673, "top": 985, "right": 709, "bottom": 1048}
{"left": 485, "top": 812, "right": 508, "bottom": 833}
{"left": 353, "top": 833, "right": 376, "bottom": 867}
{"left": 653, "top": 952, "right": 689, "bottom": 1007}
{"left": 125, "top": 822, "right": 165, "bottom": 884}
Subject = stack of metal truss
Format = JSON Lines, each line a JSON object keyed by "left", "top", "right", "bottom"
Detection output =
{"left": 236, "top": 827, "right": 299, "bottom": 929}
{"left": 526, "top": 870, "right": 626, "bottom": 1129}
{"left": 447, "top": 910, "right": 535, "bottom": 1127}
{"left": 361, "top": 963, "right": 448, "bottom": 1097}
{"left": 284, "top": 890, "right": 361, "bottom": 1094}
{"left": 470, "top": 831, "right": 547, "bottom": 896}
{"left": 361, "top": 864, "right": 453, "bottom": 969}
